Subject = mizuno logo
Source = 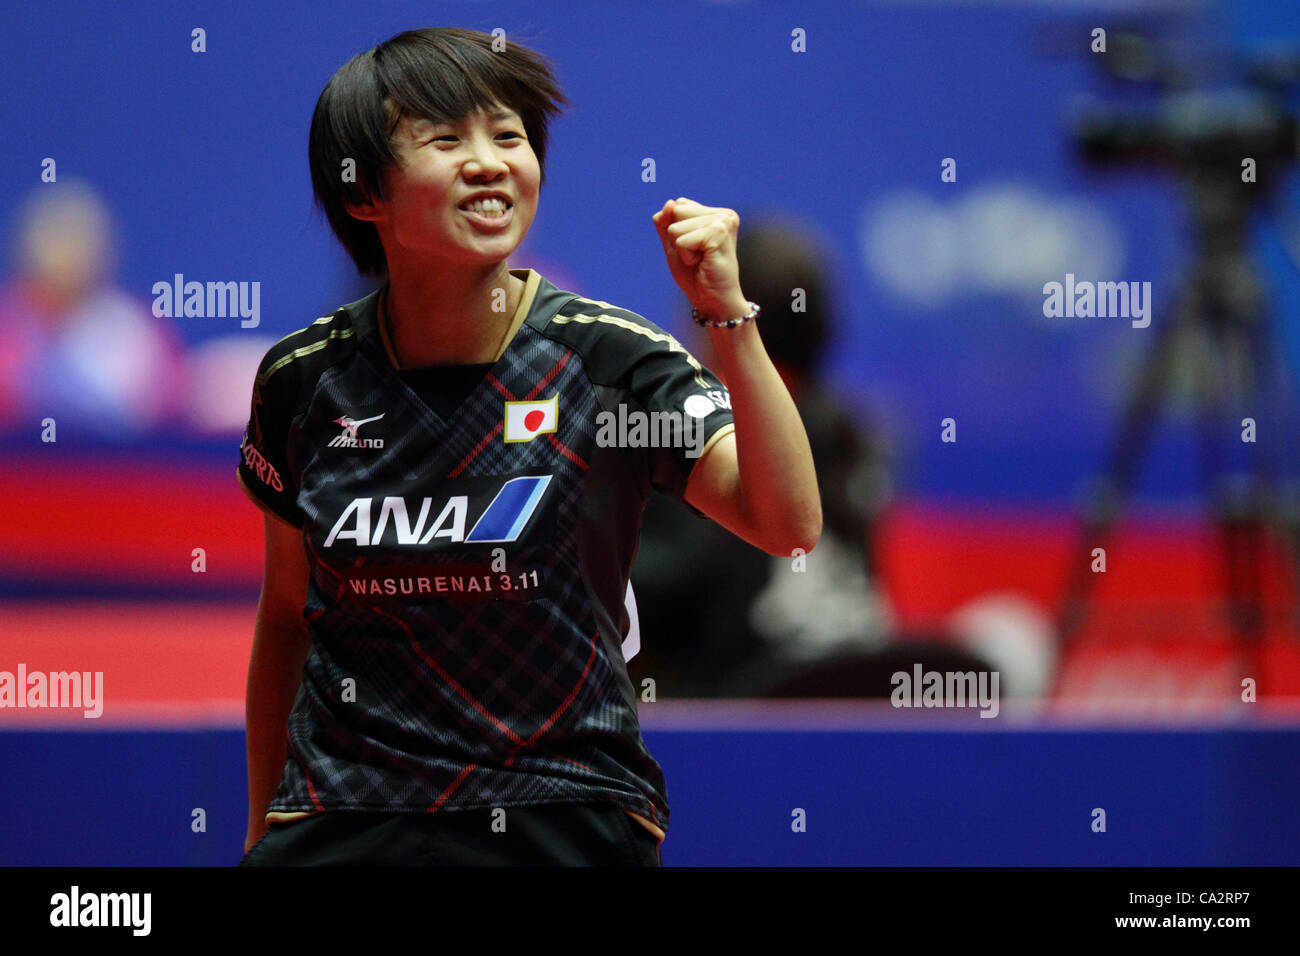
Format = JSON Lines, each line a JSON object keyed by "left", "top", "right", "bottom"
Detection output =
{"left": 329, "top": 413, "right": 385, "bottom": 449}
{"left": 323, "top": 476, "right": 552, "bottom": 548}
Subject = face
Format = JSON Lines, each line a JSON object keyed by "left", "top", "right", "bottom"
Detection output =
{"left": 359, "top": 103, "right": 540, "bottom": 271}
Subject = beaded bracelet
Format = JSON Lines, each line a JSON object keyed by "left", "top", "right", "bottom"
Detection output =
{"left": 690, "top": 301, "right": 761, "bottom": 329}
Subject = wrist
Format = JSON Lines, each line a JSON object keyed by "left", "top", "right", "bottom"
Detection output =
{"left": 691, "top": 297, "right": 758, "bottom": 328}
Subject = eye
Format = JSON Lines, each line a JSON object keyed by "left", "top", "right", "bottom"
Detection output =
{"left": 427, "top": 132, "right": 522, "bottom": 146}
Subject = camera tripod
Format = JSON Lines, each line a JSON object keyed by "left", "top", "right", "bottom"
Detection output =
{"left": 1055, "top": 162, "right": 1300, "bottom": 690}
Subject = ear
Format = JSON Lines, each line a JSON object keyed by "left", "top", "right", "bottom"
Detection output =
{"left": 345, "top": 193, "right": 385, "bottom": 223}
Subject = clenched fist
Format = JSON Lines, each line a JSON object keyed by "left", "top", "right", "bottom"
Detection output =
{"left": 652, "top": 197, "right": 747, "bottom": 323}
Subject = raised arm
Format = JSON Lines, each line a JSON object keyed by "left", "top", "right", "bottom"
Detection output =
{"left": 653, "top": 197, "right": 821, "bottom": 556}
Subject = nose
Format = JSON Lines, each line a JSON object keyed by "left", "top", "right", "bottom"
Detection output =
{"left": 462, "top": 132, "right": 509, "bottom": 179}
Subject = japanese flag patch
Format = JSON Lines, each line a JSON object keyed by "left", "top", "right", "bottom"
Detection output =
{"left": 504, "top": 394, "right": 558, "bottom": 443}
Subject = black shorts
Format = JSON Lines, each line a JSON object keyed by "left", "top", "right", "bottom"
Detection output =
{"left": 238, "top": 803, "right": 663, "bottom": 867}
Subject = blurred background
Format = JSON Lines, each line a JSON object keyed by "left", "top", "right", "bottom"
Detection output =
{"left": 1, "top": 0, "right": 1298, "bottom": 865}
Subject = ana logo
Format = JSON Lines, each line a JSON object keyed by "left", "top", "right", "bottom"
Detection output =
{"left": 324, "top": 475, "right": 552, "bottom": 548}
{"left": 504, "top": 395, "right": 558, "bottom": 443}
{"left": 329, "top": 413, "right": 385, "bottom": 449}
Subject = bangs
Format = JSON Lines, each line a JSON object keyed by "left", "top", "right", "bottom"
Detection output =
{"left": 377, "top": 39, "right": 528, "bottom": 135}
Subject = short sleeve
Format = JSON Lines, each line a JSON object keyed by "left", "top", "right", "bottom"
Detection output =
{"left": 236, "top": 346, "right": 304, "bottom": 527}
{"left": 623, "top": 328, "right": 735, "bottom": 502}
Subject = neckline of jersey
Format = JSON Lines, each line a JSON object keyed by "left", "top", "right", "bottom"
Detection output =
{"left": 373, "top": 268, "right": 542, "bottom": 373}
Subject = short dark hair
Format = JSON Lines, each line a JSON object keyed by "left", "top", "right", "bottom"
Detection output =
{"left": 309, "top": 27, "right": 569, "bottom": 277}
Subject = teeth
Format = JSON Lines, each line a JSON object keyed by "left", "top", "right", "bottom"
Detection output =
{"left": 462, "top": 198, "right": 509, "bottom": 216}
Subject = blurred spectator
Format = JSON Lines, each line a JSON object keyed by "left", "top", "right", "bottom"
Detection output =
{"left": 0, "top": 181, "right": 184, "bottom": 439}
{"left": 630, "top": 216, "right": 896, "bottom": 696}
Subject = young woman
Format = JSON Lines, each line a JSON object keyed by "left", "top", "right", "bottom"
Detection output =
{"left": 237, "top": 26, "right": 819, "bottom": 866}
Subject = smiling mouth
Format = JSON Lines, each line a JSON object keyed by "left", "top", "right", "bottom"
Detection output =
{"left": 458, "top": 198, "right": 513, "bottom": 218}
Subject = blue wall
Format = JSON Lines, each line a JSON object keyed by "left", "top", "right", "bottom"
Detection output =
{"left": 2, "top": 724, "right": 1296, "bottom": 865}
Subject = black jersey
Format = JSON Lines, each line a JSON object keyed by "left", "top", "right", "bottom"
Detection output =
{"left": 236, "top": 268, "right": 735, "bottom": 833}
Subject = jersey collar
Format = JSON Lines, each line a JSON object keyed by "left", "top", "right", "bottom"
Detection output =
{"left": 342, "top": 268, "right": 544, "bottom": 357}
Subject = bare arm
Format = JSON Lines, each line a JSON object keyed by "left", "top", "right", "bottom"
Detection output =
{"left": 654, "top": 198, "right": 822, "bottom": 556}
{"left": 243, "top": 510, "right": 311, "bottom": 853}
{"left": 682, "top": 318, "right": 821, "bottom": 555}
